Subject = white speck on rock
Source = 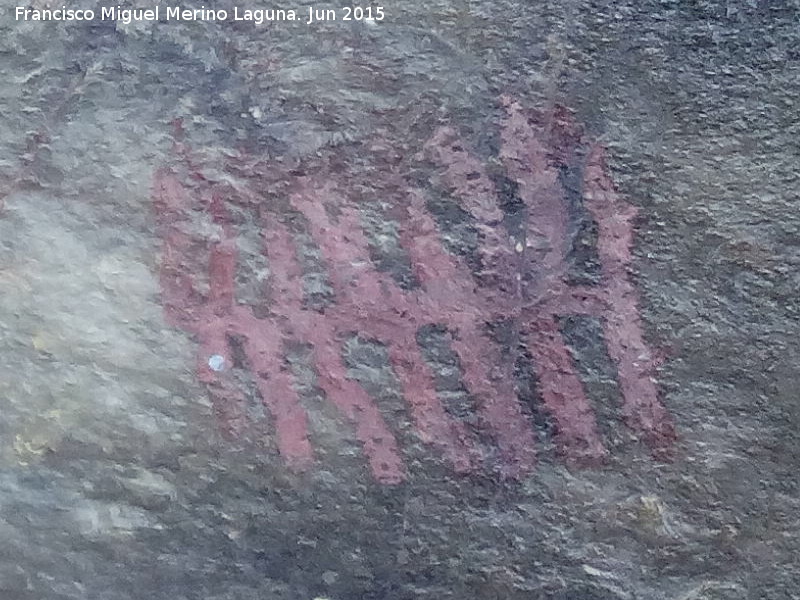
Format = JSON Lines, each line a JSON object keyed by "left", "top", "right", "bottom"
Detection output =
{"left": 208, "top": 354, "right": 225, "bottom": 372}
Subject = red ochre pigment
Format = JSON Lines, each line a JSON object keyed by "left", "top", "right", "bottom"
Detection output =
{"left": 152, "top": 99, "right": 676, "bottom": 484}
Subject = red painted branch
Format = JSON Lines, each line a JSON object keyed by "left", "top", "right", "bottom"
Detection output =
{"left": 151, "top": 96, "right": 676, "bottom": 482}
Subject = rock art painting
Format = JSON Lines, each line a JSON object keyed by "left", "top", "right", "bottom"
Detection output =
{"left": 152, "top": 97, "right": 676, "bottom": 484}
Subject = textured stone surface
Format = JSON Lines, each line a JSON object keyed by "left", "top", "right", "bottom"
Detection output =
{"left": 1, "top": 1, "right": 799, "bottom": 598}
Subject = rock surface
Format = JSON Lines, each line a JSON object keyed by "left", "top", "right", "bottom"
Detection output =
{"left": 1, "top": 1, "right": 798, "bottom": 598}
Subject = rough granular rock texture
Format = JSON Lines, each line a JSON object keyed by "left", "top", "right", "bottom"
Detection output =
{"left": 1, "top": 1, "right": 799, "bottom": 599}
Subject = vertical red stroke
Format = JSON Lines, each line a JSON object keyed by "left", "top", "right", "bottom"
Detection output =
{"left": 421, "top": 128, "right": 521, "bottom": 308}
{"left": 582, "top": 145, "right": 676, "bottom": 451}
{"left": 245, "top": 211, "right": 314, "bottom": 469}
{"left": 498, "top": 98, "right": 609, "bottom": 462}
{"left": 153, "top": 170, "right": 248, "bottom": 438}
